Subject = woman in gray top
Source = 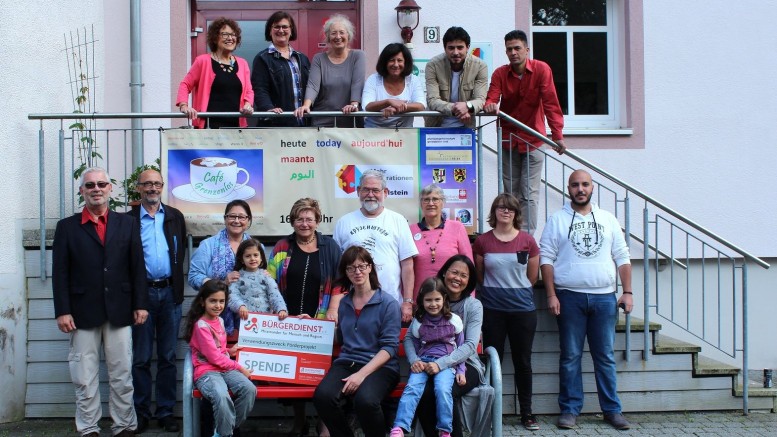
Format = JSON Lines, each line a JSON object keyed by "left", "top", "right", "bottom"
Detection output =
{"left": 411, "top": 254, "right": 485, "bottom": 437}
{"left": 294, "top": 14, "right": 366, "bottom": 127}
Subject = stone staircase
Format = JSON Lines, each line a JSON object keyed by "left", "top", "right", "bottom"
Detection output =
{"left": 500, "top": 289, "right": 777, "bottom": 415}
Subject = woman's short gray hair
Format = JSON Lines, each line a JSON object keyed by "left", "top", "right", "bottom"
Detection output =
{"left": 323, "top": 14, "right": 355, "bottom": 45}
{"left": 419, "top": 183, "right": 445, "bottom": 203}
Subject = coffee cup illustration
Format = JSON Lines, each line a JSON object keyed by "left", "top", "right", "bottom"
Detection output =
{"left": 189, "top": 157, "right": 250, "bottom": 200}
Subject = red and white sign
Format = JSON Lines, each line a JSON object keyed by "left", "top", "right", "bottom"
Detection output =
{"left": 236, "top": 313, "right": 335, "bottom": 385}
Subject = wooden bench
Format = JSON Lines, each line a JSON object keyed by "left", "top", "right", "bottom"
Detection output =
{"left": 182, "top": 328, "right": 503, "bottom": 437}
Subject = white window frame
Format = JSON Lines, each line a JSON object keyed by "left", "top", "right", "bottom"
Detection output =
{"left": 531, "top": 0, "right": 622, "bottom": 130}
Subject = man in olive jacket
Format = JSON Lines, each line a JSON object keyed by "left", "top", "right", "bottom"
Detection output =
{"left": 424, "top": 26, "right": 489, "bottom": 128}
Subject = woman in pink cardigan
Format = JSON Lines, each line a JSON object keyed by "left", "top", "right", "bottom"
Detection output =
{"left": 177, "top": 17, "right": 254, "bottom": 129}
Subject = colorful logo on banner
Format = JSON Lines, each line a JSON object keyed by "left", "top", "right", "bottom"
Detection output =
{"left": 161, "top": 128, "right": 478, "bottom": 236}
{"left": 237, "top": 313, "right": 335, "bottom": 385}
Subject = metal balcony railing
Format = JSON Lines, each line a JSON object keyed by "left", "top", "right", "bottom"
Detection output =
{"left": 29, "top": 110, "right": 769, "bottom": 413}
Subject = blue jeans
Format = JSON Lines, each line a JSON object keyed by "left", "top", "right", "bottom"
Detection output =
{"left": 132, "top": 285, "right": 181, "bottom": 419}
{"left": 556, "top": 289, "right": 621, "bottom": 415}
{"left": 195, "top": 370, "right": 256, "bottom": 437}
{"left": 394, "top": 356, "right": 455, "bottom": 433}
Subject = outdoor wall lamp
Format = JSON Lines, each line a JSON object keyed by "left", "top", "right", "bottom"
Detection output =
{"left": 395, "top": 0, "right": 421, "bottom": 47}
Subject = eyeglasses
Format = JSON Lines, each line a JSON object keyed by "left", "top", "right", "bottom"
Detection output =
{"left": 272, "top": 25, "right": 291, "bottom": 31}
{"left": 345, "top": 263, "right": 370, "bottom": 274}
{"left": 422, "top": 197, "right": 443, "bottom": 204}
{"left": 294, "top": 218, "right": 316, "bottom": 225}
{"left": 496, "top": 206, "right": 515, "bottom": 213}
{"left": 359, "top": 187, "right": 384, "bottom": 195}
{"left": 225, "top": 214, "right": 250, "bottom": 222}
{"left": 137, "top": 181, "right": 164, "bottom": 189}
{"left": 83, "top": 181, "right": 110, "bottom": 189}
{"left": 220, "top": 32, "right": 237, "bottom": 39}
{"left": 446, "top": 269, "right": 470, "bottom": 280}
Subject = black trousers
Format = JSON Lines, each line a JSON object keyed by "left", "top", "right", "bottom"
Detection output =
{"left": 313, "top": 361, "right": 399, "bottom": 437}
{"left": 482, "top": 308, "right": 537, "bottom": 416}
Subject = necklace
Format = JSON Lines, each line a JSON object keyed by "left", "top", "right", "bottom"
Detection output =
{"left": 423, "top": 229, "right": 444, "bottom": 263}
{"left": 297, "top": 234, "right": 316, "bottom": 245}
{"left": 212, "top": 53, "right": 235, "bottom": 73}
{"left": 298, "top": 254, "right": 310, "bottom": 315}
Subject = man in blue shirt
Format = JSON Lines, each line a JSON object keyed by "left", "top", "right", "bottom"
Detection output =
{"left": 128, "top": 169, "right": 187, "bottom": 433}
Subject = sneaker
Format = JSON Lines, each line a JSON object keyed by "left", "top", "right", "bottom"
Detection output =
{"left": 557, "top": 413, "right": 576, "bottom": 429}
{"left": 389, "top": 426, "right": 405, "bottom": 437}
{"left": 439, "top": 431, "right": 452, "bottom": 437}
{"left": 604, "top": 412, "right": 631, "bottom": 430}
{"left": 522, "top": 414, "right": 540, "bottom": 430}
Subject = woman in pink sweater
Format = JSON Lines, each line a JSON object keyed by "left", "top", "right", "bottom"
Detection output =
{"left": 183, "top": 280, "right": 255, "bottom": 437}
{"left": 176, "top": 17, "right": 254, "bottom": 129}
{"left": 410, "top": 184, "right": 473, "bottom": 300}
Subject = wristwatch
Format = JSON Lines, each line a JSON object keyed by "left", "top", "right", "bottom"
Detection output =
{"left": 466, "top": 101, "right": 474, "bottom": 113}
{"left": 403, "top": 298, "right": 414, "bottom": 304}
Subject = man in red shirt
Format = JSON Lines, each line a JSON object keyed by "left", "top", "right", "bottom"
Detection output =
{"left": 485, "top": 30, "right": 566, "bottom": 235}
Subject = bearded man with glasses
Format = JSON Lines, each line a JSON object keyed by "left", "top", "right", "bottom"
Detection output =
{"left": 333, "top": 169, "right": 418, "bottom": 323}
{"left": 126, "top": 169, "right": 187, "bottom": 433}
{"left": 53, "top": 167, "right": 148, "bottom": 437}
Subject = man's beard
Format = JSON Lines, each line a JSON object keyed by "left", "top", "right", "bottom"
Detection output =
{"left": 571, "top": 192, "right": 592, "bottom": 207}
{"left": 361, "top": 200, "right": 381, "bottom": 213}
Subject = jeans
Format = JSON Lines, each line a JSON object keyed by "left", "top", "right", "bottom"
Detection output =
{"left": 556, "top": 289, "right": 621, "bottom": 415}
{"left": 313, "top": 360, "right": 399, "bottom": 437}
{"left": 482, "top": 309, "right": 537, "bottom": 416}
{"left": 195, "top": 370, "right": 256, "bottom": 437}
{"left": 501, "top": 146, "right": 544, "bottom": 235}
{"left": 394, "top": 356, "right": 455, "bottom": 433}
{"left": 415, "top": 363, "right": 479, "bottom": 437}
{"left": 132, "top": 285, "right": 182, "bottom": 419}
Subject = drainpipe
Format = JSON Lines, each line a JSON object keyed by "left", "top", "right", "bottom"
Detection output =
{"left": 130, "top": 0, "right": 143, "bottom": 168}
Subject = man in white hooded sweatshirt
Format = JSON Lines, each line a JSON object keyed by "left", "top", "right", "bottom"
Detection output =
{"left": 539, "top": 169, "right": 633, "bottom": 430}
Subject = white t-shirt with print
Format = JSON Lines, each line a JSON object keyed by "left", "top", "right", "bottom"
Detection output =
{"left": 334, "top": 207, "right": 419, "bottom": 302}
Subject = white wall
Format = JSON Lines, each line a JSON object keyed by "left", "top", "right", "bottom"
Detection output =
{"left": 580, "top": 0, "right": 777, "bottom": 257}
{"left": 0, "top": 0, "right": 103, "bottom": 422}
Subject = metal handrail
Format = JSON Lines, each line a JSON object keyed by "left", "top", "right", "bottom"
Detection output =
{"left": 28, "top": 110, "right": 449, "bottom": 120}
{"left": 496, "top": 111, "right": 769, "bottom": 270}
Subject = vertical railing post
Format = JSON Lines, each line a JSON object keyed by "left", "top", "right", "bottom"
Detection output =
{"left": 39, "top": 122, "right": 46, "bottom": 281}
{"left": 623, "top": 197, "right": 631, "bottom": 361}
{"left": 643, "top": 207, "right": 650, "bottom": 360}
{"left": 477, "top": 125, "right": 484, "bottom": 234}
{"left": 59, "top": 125, "right": 65, "bottom": 218}
{"left": 742, "top": 262, "right": 749, "bottom": 415}
{"left": 497, "top": 125, "right": 504, "bottom": 193}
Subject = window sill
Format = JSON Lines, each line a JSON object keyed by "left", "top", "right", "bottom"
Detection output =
{"left": 561, "top": 128, "right": 634, "bottom": 136}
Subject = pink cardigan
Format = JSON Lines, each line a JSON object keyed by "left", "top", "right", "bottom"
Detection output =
{"left": 176, "top": 54, "right": 254, "bottom": 128}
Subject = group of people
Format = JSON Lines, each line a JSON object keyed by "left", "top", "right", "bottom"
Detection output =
{"left": 177, "top": 13, "right": 424, "bottom": 130}
{"left": 53, "top": 14, "right": 634, "bottom": 437}
{"left": 53, "top": 164, "right": 634, "bottom": 437}
{"left": 177, "top": 16, "right": 567, "bottom": 235}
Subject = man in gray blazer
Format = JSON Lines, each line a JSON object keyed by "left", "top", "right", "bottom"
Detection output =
{"left": 424, "top": 26, "right": 489, "bottom": 128}
{"left": 53, "top": 167, "right": 148, "bottom": 437}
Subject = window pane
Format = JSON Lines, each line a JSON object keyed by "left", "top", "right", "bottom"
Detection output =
{"left": 533, "top": 32, "right": 568, "bottom": 115}
{"left": 533, "top": 0, "right": 606, "bottom": 26}
{"left": 573, "top": 32, "right": 608, "bottom": 115}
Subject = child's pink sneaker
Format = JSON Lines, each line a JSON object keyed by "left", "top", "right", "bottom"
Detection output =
{"left": 439, "top": 431, "right": 452, "bottom": 437}
{"left": 389, "top": 426, "right": 405, "bottom": 437}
